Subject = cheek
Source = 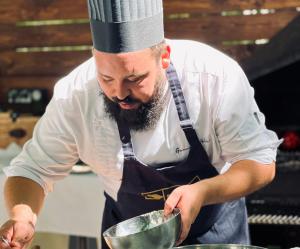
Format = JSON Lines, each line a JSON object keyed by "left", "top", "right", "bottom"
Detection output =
{"left": 133, "top": 79, "right": 156, "bottom": 101}
{"left": 98, "top": 80, "right": 113, "bottom": 98}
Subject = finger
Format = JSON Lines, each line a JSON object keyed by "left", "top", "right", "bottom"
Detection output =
{"left": 176, "top": 211, "right": 192, "bottom": 245}
{"left": 19, "top": 237, "right": 34, "bottom": 249}
{"left": 164, "top": 189, "right": 182, "bottom": 215}
{"left": 10, "top": 240, "right": 22, "bottom": 248}
{"left": 10, "top": 241, "right": 31, "bottom": 249}
{"left": 20, "top": 242, "right": 33, "bottom": 249}
{"left": 10, "top": 235, "right": 34, "bottom": 249}
{"left": 0, "top": 241, "right": 10, "bottom": 249}
{"left": 11, "top": 222, "right": 34, "bottom": 247}
{"left": 9, "top": 237, "right": 30, "bottom": 249}
{"left": 0, "top": 228, "right": 13, "bottom": 242}
{"left": 0, "top": 234, "right": 12, "bottom": 249}
{"left": 176, "top": 222, "right": 190, "bottom": 246}
{"left": 0, "top": 242, "right": 11, "bottom": 249}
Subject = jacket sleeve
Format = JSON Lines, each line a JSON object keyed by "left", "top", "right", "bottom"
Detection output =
{"left": 4, "top": 82, "right": 79, "bottom": 194}
{"left": 214, "top": 62, "right": 282, "bottom": 165}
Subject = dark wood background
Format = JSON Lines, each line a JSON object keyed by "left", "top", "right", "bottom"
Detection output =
{"left": 0, "top": 0, "right": 300, "bottom": 102}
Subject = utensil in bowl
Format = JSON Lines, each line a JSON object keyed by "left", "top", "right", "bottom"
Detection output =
{"left": 103, "top": 208, "right": 181, "bottom": 249}
{"left": 0, "top": 236, "right": 11, "bottom": 248}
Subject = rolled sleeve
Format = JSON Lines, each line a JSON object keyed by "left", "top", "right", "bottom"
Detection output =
{"left": 3, "top": 91, "right": 79, "bottom": 194}
{"left": 214, "top": 62, "right": 282, "bottom": 165}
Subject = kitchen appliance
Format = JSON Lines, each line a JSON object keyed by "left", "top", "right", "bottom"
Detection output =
{"left": 7, "top": 88, "right": 48, "bottom": 115}
{"left": 247, "top": 149, "right": 300, "bottom": 226}
{"left": 246, "top": 147, "right": 300, "bottom": 248}
{"left": 241, "top": 16, "right": 300, "bottom": 246}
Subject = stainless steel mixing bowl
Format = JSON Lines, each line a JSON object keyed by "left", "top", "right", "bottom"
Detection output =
{"left": 173, "top": 244, "right": 266, "bottom": 249}
{"left": 103, "top": 208, "right": 181, "bottom": 249}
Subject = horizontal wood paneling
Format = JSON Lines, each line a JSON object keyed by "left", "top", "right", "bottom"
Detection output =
{"left": 0, "top": 0, "right": 88, "bottom": 23}
{"left": 1, "top": 0, "right": 300, "bottom": 23}
{"left": 0, "top": 0, "right": 297, "bottom": 116}
{"left": 0, "top": 76, "right": 59, "bottom": 101}
{"left": 0, "top": 45, "right": 255, "bottom": 77}
{"left": 165, "top": 11, "right": 299, "bottom": 44}
{"left": 0, "top": 51, "right": 92, "bottom": 76}
{"left": 1, "top": 11, "right": 298, "bottom": 50}
{"left": 222, "top": 44, "right": 257, "bottom": 62}
{"left": 0, "top": 0, "right": 19, "bottom": 24}
{"left": 164, "top": 0, "right": 300, "bottom": 14}
{"left": 0, "top": 43, "right": 255, "bottom": 102}
{"left": 0, "top": 24, "right": 92, "bottom": 49}
{"left": 0, "top": 24, "right": 92, "bottom": 50}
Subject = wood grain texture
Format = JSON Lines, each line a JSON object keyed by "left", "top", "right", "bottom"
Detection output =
{"left": 221, "top": 44, "right": 257, "bottom": 62}
{"left": 0, "top": 23, "right": 92, "bottom": 49}
{"left": 1, "top": 12, "right": 298, "bottom": 50}
{"left": 1, "top": 0, "right": 299, "bottom": 22}
{"left": 165, "top": 11, "right": 299, "bottom": 44}
{"left": 0, "top": 76, "right": 59, "bottom": 100}
{"left": 0, "top": 0, "right": 297, "bottom": 106}
{"left": 163, "top": 0, "right": 300, "bottom": 14}
{"left": 0, "top": 50, "right": 92, "bottom": 76}
{"left": 0, "top": 0, "right": 88, "bottom": 23}
{"left": 0, "top": 45, "right": 255, "bottom": 78}
{"left": 0, "top": 114, "right": 39, "bottom": 148}
{"left": 0, "top": 43, "right": 255, "bottom": 103}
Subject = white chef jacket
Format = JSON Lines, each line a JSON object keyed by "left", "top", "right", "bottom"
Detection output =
{"left": 4, "top": 39, "right": 281, "bottom": 200}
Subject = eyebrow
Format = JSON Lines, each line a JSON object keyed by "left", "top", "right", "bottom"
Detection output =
{"left": 126, "top": 72, "right": 149, "bottom": 79}
{"left": 98, "top": 73, "right": 113, "bottom": 79}
{"left": 98, "top": 71, "right": 149, "bottom": 79}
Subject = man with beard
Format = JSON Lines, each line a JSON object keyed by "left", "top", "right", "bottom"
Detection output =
{"left": 0, "top": 0, "right": 281, "bottom": 249}
{"left": 101, "top": 57, "right": 166, "bottom": 131}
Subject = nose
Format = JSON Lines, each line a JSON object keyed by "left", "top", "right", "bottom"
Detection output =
{"left": 114, "top": 81, "right": 130, "bottom": 100}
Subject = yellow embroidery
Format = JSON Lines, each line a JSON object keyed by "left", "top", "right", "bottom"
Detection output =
{"left": 141, "top": 175, "right": 201, "bottom": 201}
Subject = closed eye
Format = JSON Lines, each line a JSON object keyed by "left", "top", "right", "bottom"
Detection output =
{"left": 126, "top": 78, "right": 142, "bottom": 83}
{"left": 126, "top": 73, "right": 148, "bottom": 84}
{"left": 102, "top": 77, "right": 113, "bottom": 83}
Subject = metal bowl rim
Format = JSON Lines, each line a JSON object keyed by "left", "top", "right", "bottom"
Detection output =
{"left": 173, "top": 244, "right": 266, "bottom": 249}
{"left": 103, "top": 208, "right": 181, "bottom": 239}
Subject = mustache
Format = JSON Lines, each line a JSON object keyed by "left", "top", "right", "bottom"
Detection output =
{"left": 111, "top": 96, "right": 141, "bottom": 105}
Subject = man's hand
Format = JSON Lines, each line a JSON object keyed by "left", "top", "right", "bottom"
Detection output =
{"left": 164, "top": 182, "right": 206, "bottom": 245}
{"left": 1, "top": 177, "right": 45, "bottom": 249}
{"left": 163, "top": 160, "right": 275, "bottom": 246}
{"left": 0, "top": 219, "right": 35, "bottom": 249}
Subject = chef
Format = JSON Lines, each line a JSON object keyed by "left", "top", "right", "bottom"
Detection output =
{"left": 0, "top": 0, "right": 281, "bottom": 248}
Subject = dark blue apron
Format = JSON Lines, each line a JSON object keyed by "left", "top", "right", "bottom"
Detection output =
{"left": 101, "top": 63, "right": 250, "bottom": 248}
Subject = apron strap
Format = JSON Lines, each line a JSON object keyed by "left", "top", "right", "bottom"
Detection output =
{"left": 116, "top": 61, "right": 202, "bottom": 158}
{"left": 166, "top": 62, "right": 199, "bottom": 147}
{"left": 116, "top": 120, "right": 135, "bottom": 160}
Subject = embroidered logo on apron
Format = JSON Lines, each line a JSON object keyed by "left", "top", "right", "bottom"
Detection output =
{"left": 141, "top": 175, "right": 201, "bottom": 201}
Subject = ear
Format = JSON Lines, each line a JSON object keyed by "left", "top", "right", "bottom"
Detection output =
{"left": 161, "top": 45, "right": 171, "bottom": 69}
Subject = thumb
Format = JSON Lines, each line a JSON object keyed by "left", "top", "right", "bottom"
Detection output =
{"left": 164, "top": 188, "right": 182, "bottom": 216}
{"left": 10, "top": 221, "right": 35, "bottom": 248}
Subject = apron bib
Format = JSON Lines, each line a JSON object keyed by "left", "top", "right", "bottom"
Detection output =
{"left": 101, "top": 63, "right": 250, "bottom": 248}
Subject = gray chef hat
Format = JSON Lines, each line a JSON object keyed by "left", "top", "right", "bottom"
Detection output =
{"left": 88, "top": 0, "right": 164, "bottom": 53}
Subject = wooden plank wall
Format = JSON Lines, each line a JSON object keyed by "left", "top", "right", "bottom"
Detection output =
{"left": 0, "top": 0, "right": 300, "bottom": 103}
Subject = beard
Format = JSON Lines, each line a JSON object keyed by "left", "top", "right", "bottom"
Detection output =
{"left": 101, "top": 74, "right": 166, "bottom": 132}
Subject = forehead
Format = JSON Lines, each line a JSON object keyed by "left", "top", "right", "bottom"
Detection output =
{"left": 93, "top": 48, "right": 155, "bottom": 75}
